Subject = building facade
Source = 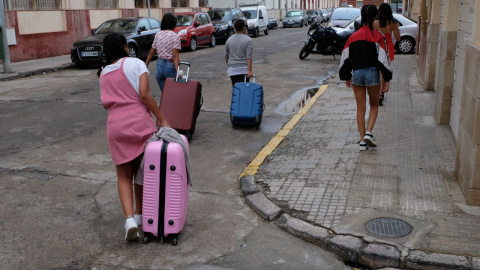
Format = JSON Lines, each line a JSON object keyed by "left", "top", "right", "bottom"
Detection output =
{"left": 208, "top": 0, "right": 336, "bottom": 10}
{"left": 414, "top": 0, "right": 480, "bottom": 205}
{"left": 1, "top": 0, "right": 209, "bottom": 62}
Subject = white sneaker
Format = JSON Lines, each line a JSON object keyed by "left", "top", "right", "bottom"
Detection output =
{"left": 359, "top": 141, "right": 368, "bottom": 151}
{"left": 124, "top": 217, "right": 139, "bottom": 242}
{"left": 363, "top": 132, "right": 377, "bottom": 147}
{"left": 134, "top": 214, "right": 142, "bottom": 226}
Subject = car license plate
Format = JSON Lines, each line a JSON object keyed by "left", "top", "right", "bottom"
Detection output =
{"left": 81, "top": 52, "right": 98, "bottom": 57}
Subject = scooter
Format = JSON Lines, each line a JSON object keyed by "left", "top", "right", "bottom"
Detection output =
{"left": 299, "top": 19, "right": 354, "bottom": 60}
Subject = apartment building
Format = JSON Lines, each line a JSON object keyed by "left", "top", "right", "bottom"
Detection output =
{"left": 2, "top": 0, "right": 209, "bottom": 62}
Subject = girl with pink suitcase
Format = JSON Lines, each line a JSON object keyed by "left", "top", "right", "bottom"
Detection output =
{"left": 99, "top": 33, "right": 170, "bottom": 242}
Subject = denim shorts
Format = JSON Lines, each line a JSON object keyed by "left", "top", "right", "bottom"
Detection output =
{"left": 351, "top": 67, "right": 380, "bottom": 86}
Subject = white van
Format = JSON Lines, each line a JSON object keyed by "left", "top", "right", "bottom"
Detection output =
{"left": 239, "top": 4, "right": 269, "bottom": 37}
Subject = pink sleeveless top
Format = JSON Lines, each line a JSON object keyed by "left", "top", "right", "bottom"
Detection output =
{"left": 100, "top": 58, "right": 157, "bottom": 165}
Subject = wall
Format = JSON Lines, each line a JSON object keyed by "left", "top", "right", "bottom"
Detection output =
{"left": 456, "top": 42, "right": 480, "bottom": 205}
{"left": 89, "top": 9, "right": 123, "bottom": 28}
{"left": 423, "top": 0, "right": 440, "bottom": 91}
{"left": 16, "top": 11, "right": 67, "bottom": 35}
{"left": 455, "top": 0, "right": 480, "bottom": 206}
{"left": 5, "top": 10, "right": 91, "bottom": 62}
{"left": 434, "top": 0, "right": 459, "bottom": 124}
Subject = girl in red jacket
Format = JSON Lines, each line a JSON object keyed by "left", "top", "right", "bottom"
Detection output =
{"left": 339, "top": 4, "right": 392, "bottom": 151}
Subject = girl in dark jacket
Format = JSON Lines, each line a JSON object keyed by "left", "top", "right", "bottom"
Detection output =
{"left": 339, "top": 4, "right": 392, "bottom": 151}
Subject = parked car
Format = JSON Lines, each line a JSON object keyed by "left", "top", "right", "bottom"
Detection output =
{"left": 282, "top": 10, "right": 308, "bottom": 28}
{"left": 321, "top": 9, "right": 330, "bottom": 21}
{"left": 268, "top": 18, "right": 279, "bottom": 29}
{"left": 392, "top": 14, "right": 417, "bottom": 54}
{"left": 240, "top": 4, "right": 270, "bottom": 37}
{"left": 334, "top": 13, "right": 418, "bottom": 54}
{"left": 326, "top": 7, "right": 333, "bottom": 17}
{"left": 208, "top": 8, "right": 246, "bottom": 43}
{"left": 330, "top": 7, "right": 360, "bottom": 27}
{"left": 331, "top": 15, "right": 360, "bottom": 36}
{"left": 71, "top": 17, "right": 161, "bottom": 66}
{"left": 174, "top": 12, "right": 216, "bottom": 51}
{"left": 306, "top": 10, "right": 324, "bottom": 24}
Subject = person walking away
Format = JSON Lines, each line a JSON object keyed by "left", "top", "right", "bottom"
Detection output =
{"left": 374, "top": 3, "right": 400, "bottom": 103}
{"left": 99, "top": 33, "right": 170, "bottom": 241}
{"left": 225, "top": 19, "right": 253, "bottom": 86}
{"left": 339, "top": 4, "right": 392, "bottom": 151}
{"left": 145, "top": 13, "right": 181, "bottom": 93}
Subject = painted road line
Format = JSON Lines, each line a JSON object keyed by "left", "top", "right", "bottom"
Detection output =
{"left": 239, "top": 84, "right": 329, "bottom": 178}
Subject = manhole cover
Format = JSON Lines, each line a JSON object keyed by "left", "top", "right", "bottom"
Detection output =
{"left": 365, "top": 217, "right": 413, "bottom": 238}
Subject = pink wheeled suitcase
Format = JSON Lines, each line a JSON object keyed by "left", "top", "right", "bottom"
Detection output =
{"left": 142, "top": 135, "right": 189, "bottom": 245}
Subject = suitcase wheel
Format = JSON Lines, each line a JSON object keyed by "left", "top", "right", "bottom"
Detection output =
{"left": 172, "top": 237, "right": 178, "bottom": 246}
{"left": 185, "top": 130, "right": 192, "bottom": 141}
{"left": 143, "top": 232, "right": 153, "bottom": 244}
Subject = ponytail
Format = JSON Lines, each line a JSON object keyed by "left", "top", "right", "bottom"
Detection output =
{"left": 361, "top": 4, "right": 378, "bottom": 31}
{"left": 97, "top": 33, "right": 129, "bottom": 77}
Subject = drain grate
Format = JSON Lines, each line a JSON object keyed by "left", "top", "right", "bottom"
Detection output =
{"left": 365, "top": 217, "right": 413, "bottom": 238}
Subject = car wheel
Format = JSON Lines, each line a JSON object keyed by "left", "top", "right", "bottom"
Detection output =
{"left": 300, "top": 20, "right": 304, "bottom": 27}
{"left": 264, "top": 27, "right": 269, "bottom": 35}
{"left": 209, "top": 35, "right": 216, "bottom": 47}
{"left": 189, "top": 38, "right": 197, "bottom": 51}
{"left": 128, "top": 44, "right": 138, "bottom": 58}
{"left": 396, "top": 36, "right": 415, "bottom": 54}
{"left": 253, "top": 27, "right": 259, "bottom": 37}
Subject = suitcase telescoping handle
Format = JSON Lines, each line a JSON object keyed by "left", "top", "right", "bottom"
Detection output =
{"left": 175, "top": 62, "right": 191, "bottom": 82}
{"left": 244, "top": 75, "right": 256, "bottom": 83}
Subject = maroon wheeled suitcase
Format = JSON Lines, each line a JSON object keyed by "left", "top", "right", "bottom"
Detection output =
{"left": 158, "top": 62, "right": 202, "bottom": 140}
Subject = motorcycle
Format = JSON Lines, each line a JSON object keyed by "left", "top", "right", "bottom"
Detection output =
{"left": 299, "top": 19, "right": 354, "bottom": 60}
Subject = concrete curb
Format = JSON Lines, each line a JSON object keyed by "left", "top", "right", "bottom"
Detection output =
{"left": 238, "top": 83, "right": 480, "bottom": 270}
{"left": 0, "top": 63, "right": 75, "bottom": 82}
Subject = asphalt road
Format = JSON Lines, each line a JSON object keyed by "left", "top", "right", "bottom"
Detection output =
{"left": 0, "top": 25, "right": 350, "bottom": 270}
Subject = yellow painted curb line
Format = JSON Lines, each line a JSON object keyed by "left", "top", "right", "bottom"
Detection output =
{"left": 239, "top": 84, "right": 329, "bottom": 179}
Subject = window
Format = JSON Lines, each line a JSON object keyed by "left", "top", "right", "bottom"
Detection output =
{"left": 9, "top": 0, "right": 61, "bottom": 10}
{"left": 85, "top": 0, "right": 118, "bottom": 9}
{"left": 194, "top": 14, "right": 202, "bottom": 25}
{"left": 171, "top": 0, "right": 188, "bottom": 7}
{"left": 200, "top": 14, "right": 209, "bottom": 25}
{"left": 198, "top": 0, "right": 206, "bottom": 7}
{"left": 176, "top": 14, "right": 194, "bottom": 26}
{"left": 148, "top": 18, "right": 160, "bottom": 29}
{"left": 134, "top": 0, "right": 157, "bottom": 8}
{"left": 137, "top": 19, "right": 151, "bottom": 32}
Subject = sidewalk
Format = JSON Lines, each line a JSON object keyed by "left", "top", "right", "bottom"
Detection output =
{"left": 0, "top": 55, "right": 74, "bottom": 81}
{"left": 241, "top": 55, "right": 480, "bottom": 269}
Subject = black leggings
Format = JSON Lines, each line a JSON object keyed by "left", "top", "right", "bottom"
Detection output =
{"left": 230, "top": 74, "right": 249, "bottom": 87}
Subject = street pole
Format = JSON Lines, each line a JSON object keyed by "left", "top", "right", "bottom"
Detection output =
{"left": 0, "top": 0, "right": 11, "bottom": 73}
{"left": 147, "top": 0, "right": 151, "bottom": 17}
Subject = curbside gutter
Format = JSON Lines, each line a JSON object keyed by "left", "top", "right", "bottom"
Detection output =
{"left": 0, "top": 63, "right": 75, "bottom": 82}
{"left": 238, "top": 83, "right": 480, "bottom": 270}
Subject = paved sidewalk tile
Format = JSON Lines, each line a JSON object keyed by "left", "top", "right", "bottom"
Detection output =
{"left": 255, "top": 55, "right": 480, "bottom": 256}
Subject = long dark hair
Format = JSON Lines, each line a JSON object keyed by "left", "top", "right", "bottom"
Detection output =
{"left": 361, "top": 4, "right": 378, "bottom": 31}
{"left": 97, "top": 33, "right": 129, "bottom": 77}
{"left": 378, "top": 3, "right": 395, "bottom": 28}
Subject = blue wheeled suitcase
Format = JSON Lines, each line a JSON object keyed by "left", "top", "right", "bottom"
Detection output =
{"left": 230, "top": 77, "right": 264, "bottom": 129}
